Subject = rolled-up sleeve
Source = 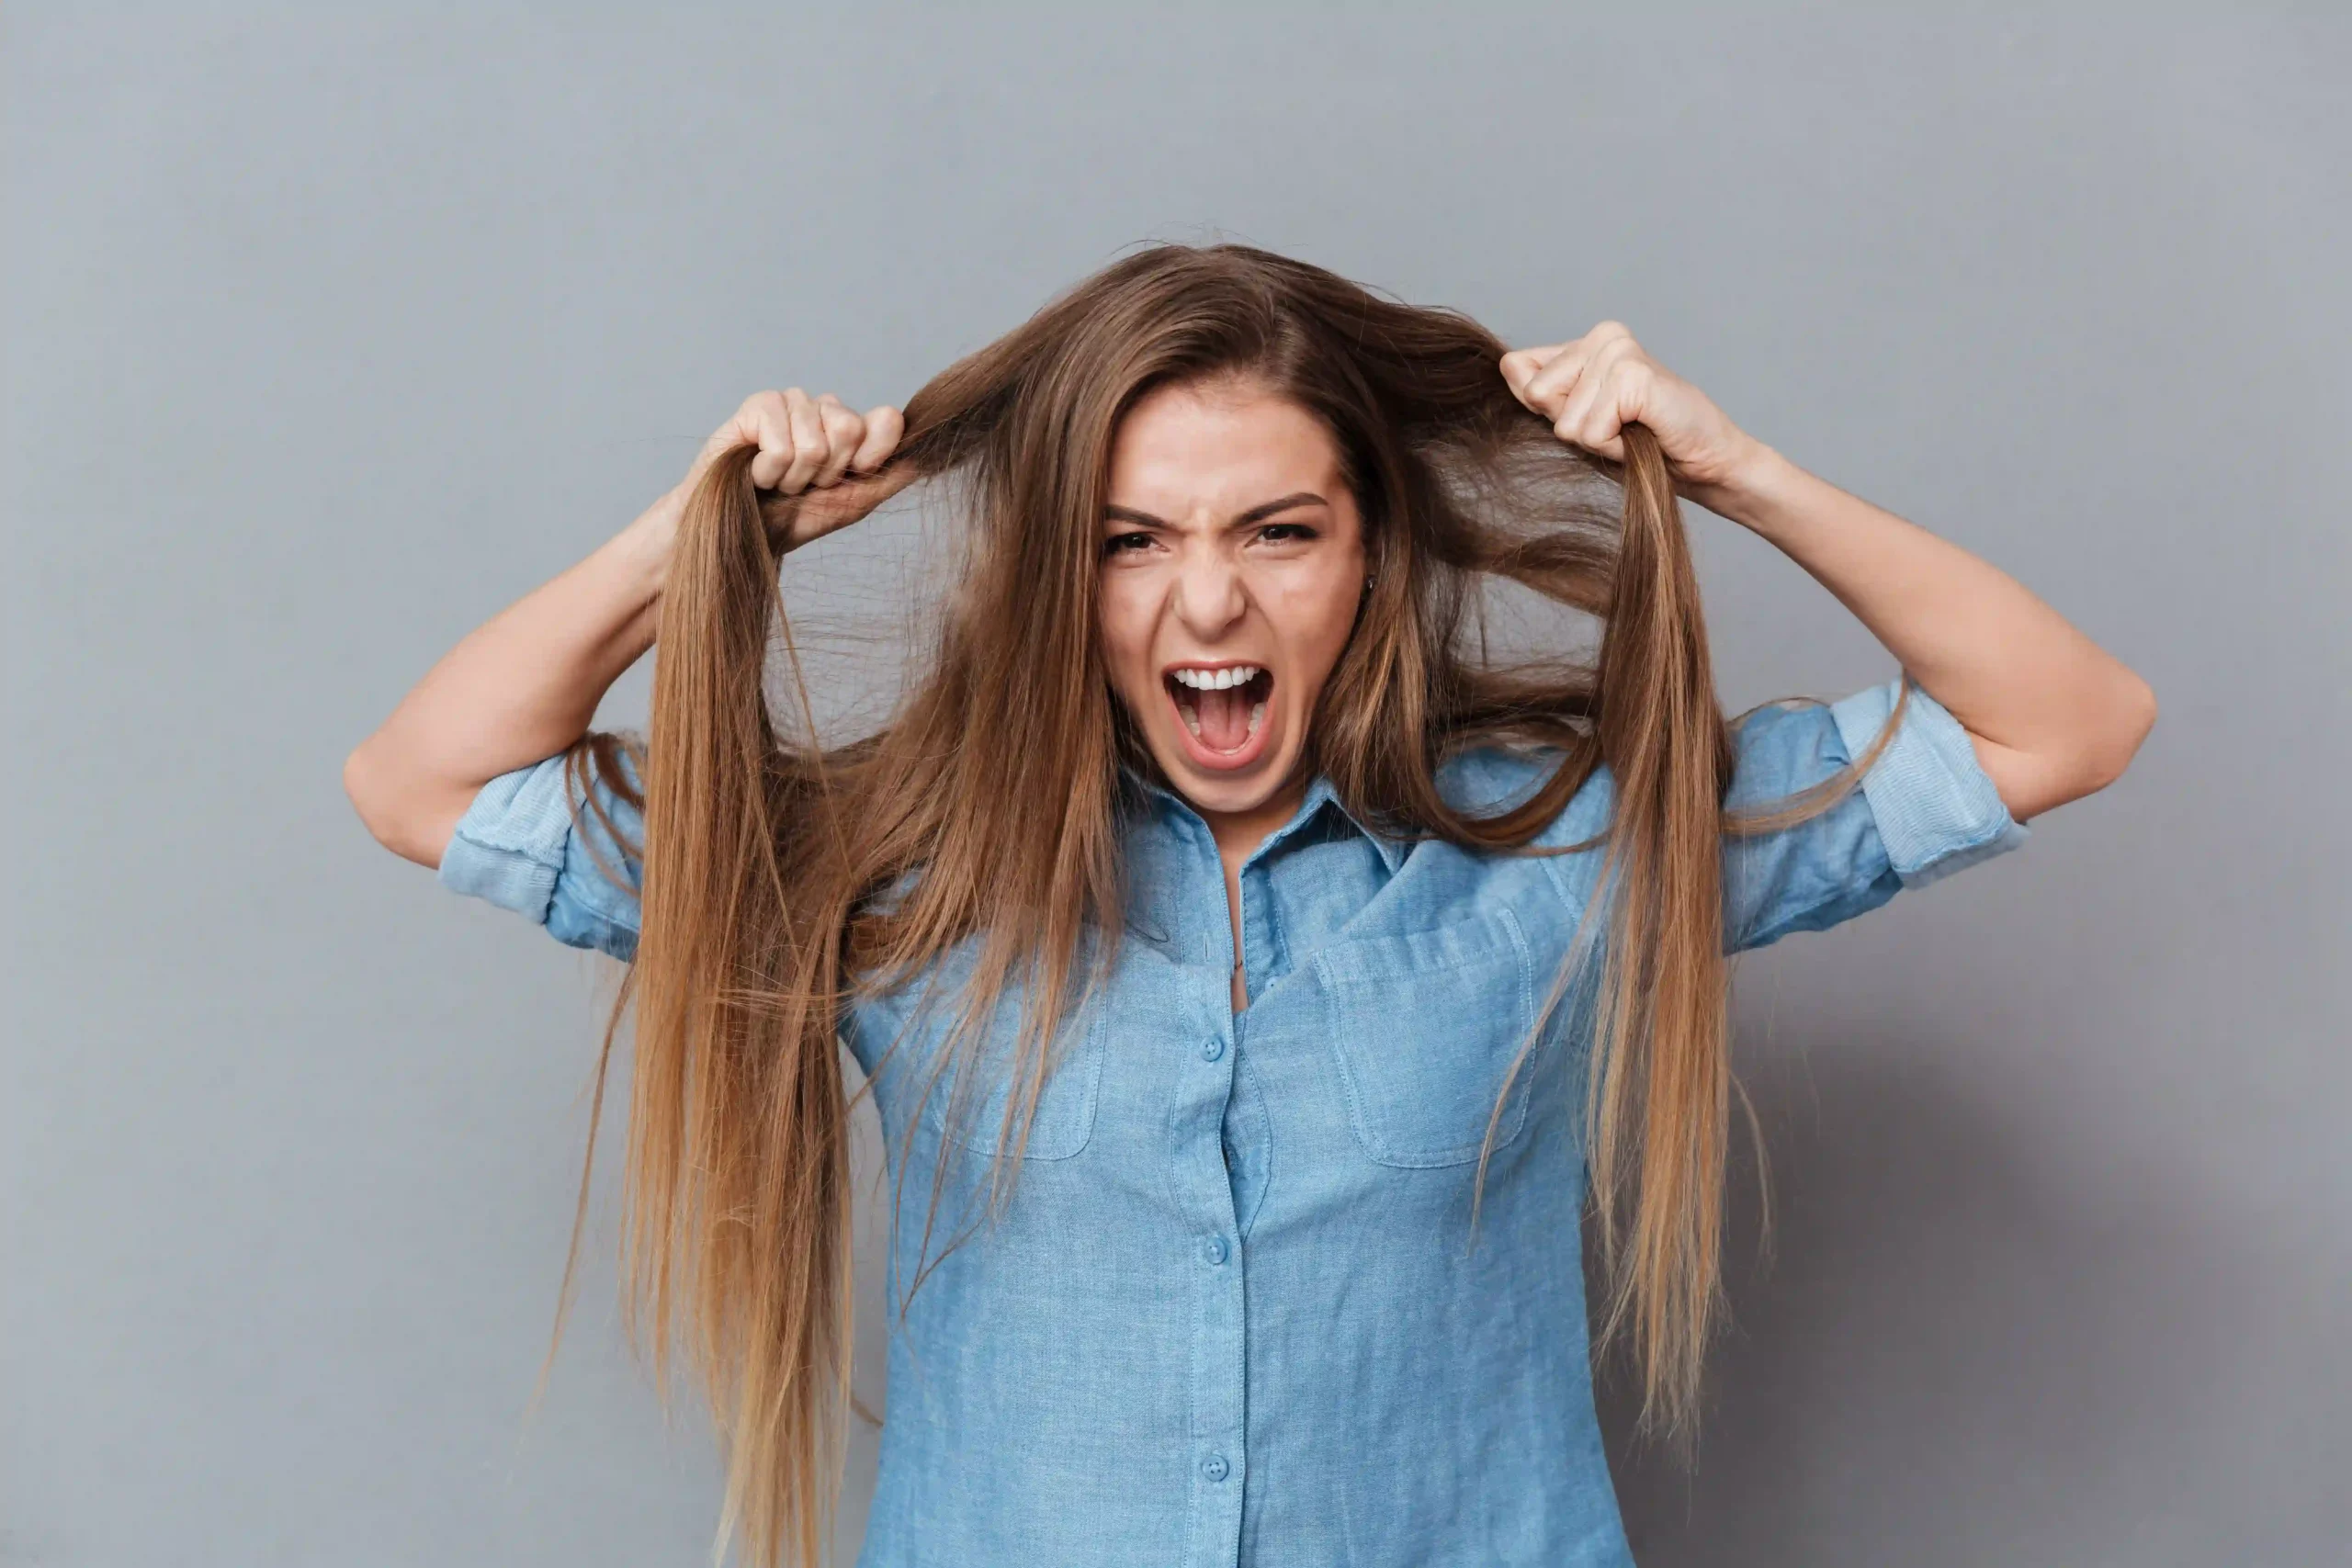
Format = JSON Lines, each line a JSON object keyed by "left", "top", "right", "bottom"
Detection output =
{"left": 436, "top": 743, "right": 644, "bottom": 962}
{"left": 1724, "top": 677, "right": 2030, "bottom": 953}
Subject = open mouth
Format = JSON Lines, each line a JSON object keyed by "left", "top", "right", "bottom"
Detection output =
{"left": 1164, "top": 663, "right": 1275, "bottom": 762}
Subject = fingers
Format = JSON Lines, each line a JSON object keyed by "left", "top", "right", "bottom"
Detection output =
{"left": 1527, "top": 350, "right": 1589, "bottom": 421}
{"left": 810, "top": 394, "right": 865, "bottom": 488}
{"left": 1499, "top": 321, "right": 1638, "bottom": 423}
{"left": 1498, "top": 342, "right": 1571, "bottom": 410}
{"left": 721, "top": 388, "right": 905, "bottom": 497}
{"left": 1499, "top": 323, "right": 1651, "bottom": 461}
{"left": 808, "top": 396, "right": 906, "bottom": 491}
{"left": 730, "top": 390, "right": 796, "bottom": 490}
{"left": 780, "top": 389, "right": 829, "bottom": 492}
{"left": 848, "top": 404, "right": 905, "bottom": 474}
{"left": 1558, "top": 333, "right": 1646, "bottom": 450}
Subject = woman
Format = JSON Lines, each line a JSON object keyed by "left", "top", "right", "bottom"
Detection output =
{"left": 345, "top": 243, "right": 2154, "bottom": 1567}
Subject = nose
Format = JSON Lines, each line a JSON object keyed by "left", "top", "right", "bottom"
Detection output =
{"left": 1170, "top": 544, "right": 1248, "bottom": 641}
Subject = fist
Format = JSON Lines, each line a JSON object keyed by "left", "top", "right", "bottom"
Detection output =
{"left": 684, "top": 387, "right": 914, "bottom": 550}
{"left": 1498, "top": 321, "right": 1758, "bottom": 499}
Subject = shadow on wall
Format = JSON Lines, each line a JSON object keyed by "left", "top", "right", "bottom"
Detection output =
{"left": 1593, "top": 1028, "right": 2241, "bottom": 1568}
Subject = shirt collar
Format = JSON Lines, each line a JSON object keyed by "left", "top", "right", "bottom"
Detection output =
{"left": 1120, "top": 765, "right": 1412, "bottom": 876}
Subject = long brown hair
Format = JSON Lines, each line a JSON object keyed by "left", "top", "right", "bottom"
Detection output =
{"left": 546, "top": 243, "right": 1906, "bottom": 1566}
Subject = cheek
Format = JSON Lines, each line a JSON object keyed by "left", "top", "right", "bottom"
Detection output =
{"left": 1096, "top": 575, "right": 1158, "bottom": 692}
{"left": 1268, "top": 570, "right": 1363, "bottom": 693}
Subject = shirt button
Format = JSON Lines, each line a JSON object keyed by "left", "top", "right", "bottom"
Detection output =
{"left": 1201, "top": 1452, "right": 1229, "bottom": 1482}
{"left": 1202, "top": 1036, "right": 1225, "bottom": 1062}
{"left": 1201, "top": 1235, "right": 1227, "bottom": 1266}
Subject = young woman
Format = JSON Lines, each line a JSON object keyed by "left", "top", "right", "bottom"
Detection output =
{"left": 345, "top": 243, "right": 2154, "bottom": 1568}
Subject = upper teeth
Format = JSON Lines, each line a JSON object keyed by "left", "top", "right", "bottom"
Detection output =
{"left": 1172, "top": 666, "right": 1260, "bottom": 691}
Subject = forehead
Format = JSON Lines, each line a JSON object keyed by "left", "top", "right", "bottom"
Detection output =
{"left": 1105, "top": 378, "right": 1343, "bottom": 513}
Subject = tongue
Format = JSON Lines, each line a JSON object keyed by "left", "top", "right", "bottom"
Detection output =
{"left": 1193, "top": 685, "right": 1253, "bottom": 750}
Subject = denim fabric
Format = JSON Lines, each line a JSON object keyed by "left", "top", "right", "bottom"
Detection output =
{"left": 437, "top": 676, "right": 2026, "bottom": 1566}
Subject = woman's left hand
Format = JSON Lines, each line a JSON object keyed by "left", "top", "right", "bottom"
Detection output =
{"left": 1499, "top": 322, "right": 1762, "bottom": 499}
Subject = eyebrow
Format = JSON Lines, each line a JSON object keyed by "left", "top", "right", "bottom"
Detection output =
{"left": 1102, "top": 491, "right": 1329, "bottom": 530}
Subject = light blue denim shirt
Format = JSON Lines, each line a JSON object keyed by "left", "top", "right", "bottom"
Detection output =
{"left": 437, "top": 677, "right": 2027, "bottom": 1567}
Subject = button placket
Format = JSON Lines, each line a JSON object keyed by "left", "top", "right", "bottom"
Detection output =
{"left": 1177, "top": 848, "right": 1248, "bottom": 1564}
{"left": 1182, "top": 1057, "right": 1247, "bottom": 1562}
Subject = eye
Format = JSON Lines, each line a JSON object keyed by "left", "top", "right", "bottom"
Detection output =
{"left": 1102, "top": 530, "right": 1156, "bottom": 556}
{"left": 1255, "top": 521, "right": 1319, "bottom": 545}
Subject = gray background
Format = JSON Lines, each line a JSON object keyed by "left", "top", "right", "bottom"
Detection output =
{"left": 6, "top": 5, "right": 2345, "bottom": 1565}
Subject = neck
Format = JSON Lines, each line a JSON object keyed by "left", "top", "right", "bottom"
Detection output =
{"left": 1200, "top": 773, "right": 1312, "bottom": 877}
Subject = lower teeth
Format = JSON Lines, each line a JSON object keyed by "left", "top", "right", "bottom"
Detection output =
{"left": 1177, "top": 700, "right": 1268, "bottom": 747}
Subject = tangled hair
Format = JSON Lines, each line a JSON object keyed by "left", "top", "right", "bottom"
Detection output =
{"left": 545, "top": 242, "right": 1905, "bottom": 1566}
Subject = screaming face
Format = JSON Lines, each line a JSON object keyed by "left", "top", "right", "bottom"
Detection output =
{"left": 1097, "top": 375, "right": 1368, "bottom": 838}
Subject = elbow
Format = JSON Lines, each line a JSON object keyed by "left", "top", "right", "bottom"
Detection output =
{"left": 343, "top": 739, "right": 400, "bottom": 850}
{"left": 2078, "top": 671, "right": 2159, "bottom": 794}
{"left": 343, "top": 739, "right": 443, "bottom": 869}
{"left": 1983, "top": 672, "right": 2156, "bottom": 822}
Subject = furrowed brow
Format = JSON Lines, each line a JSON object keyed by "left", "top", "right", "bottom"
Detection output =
{"left": 1233, "top": 491, "right": 1329, "bottom": 527}
{"left": 1102, "top": 492, "right": 1329, "bottom": 529}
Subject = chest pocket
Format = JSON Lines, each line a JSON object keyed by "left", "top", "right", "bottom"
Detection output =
{"left": 915, "top": 989, "right": 1110, "bottom": 1164}
{"left": 1314, "top": 905, "right": 1541, "bottom": 1168}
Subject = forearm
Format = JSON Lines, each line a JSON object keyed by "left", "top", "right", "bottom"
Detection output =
{"left": 1692, "top": 443, "right": 2156, "bottom": 818}
{"left": 344, "top": 503, "right": 673, "bottom": 867}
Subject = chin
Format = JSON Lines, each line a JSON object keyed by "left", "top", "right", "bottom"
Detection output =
{"left": 1159, "top": 748, "right": 1300, "bottom": 818}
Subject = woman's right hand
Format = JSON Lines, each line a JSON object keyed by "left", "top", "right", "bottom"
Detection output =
{"left": 349, "top": 389, "right": 912, "bottom": 870}
{"left": 637, "top": 388, "right": 913, "bottom": 557}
